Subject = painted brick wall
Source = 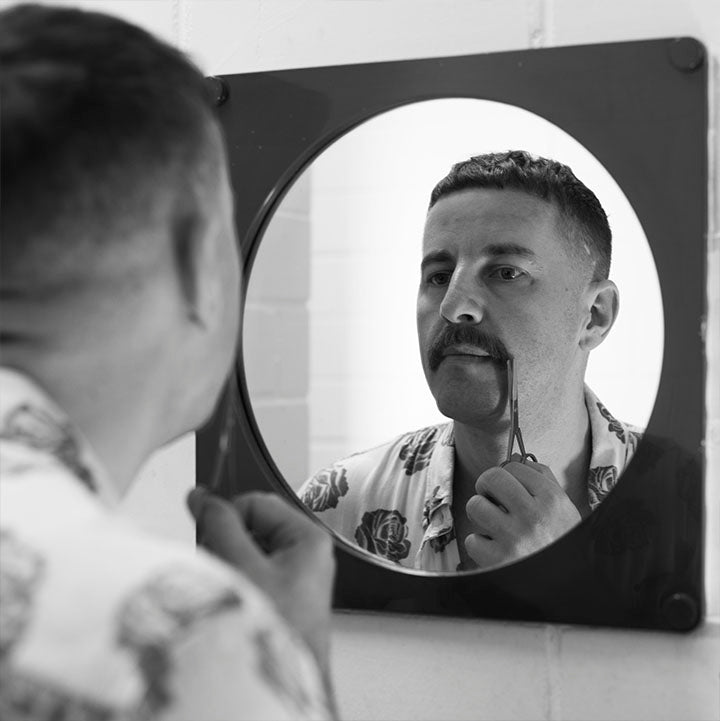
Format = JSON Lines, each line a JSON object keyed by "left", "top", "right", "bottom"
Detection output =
{"left": 243, "top": 173, "right": 312, "bottom": 489}
{"left": 6, "top": 1, "right": 717, "bottom": 719}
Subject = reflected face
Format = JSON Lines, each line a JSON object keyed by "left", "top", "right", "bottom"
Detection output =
{"left": 417, "top": 188, "right": 592, "bottom": 428}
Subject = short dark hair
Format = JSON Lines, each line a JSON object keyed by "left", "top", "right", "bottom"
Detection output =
{"left": 429, "top": 150, "right": 612, "bottom": 281}
{"left": 0, "top": 3, "right": 218, "bottom": 294}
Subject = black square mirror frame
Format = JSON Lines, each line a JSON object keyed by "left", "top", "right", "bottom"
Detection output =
{"left": 198, "top": 38, "right": 707, "bottom": 632}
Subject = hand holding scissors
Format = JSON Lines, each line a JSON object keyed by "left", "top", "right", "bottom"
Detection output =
{"left": 462, "top": 357, "right": 581, "bottom": 568}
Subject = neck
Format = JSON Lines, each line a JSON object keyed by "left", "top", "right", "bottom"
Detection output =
{"left": 5, "top": 344, "right": 177, "bottom": 498}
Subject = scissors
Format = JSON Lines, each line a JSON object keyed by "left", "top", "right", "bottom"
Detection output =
{"left": 500, "top": 357, "right": 538, "bottom": 467}
{"left": 205, "top": 372, "right": 240, "bottom": 493}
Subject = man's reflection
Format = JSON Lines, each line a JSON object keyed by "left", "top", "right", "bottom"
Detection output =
{"left": 300, "top": 151, "right": 643, "bottom": 571}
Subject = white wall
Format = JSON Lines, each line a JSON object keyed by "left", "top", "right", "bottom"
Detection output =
{"left": 7, "top": 1, "right": 716, "bottom": 720}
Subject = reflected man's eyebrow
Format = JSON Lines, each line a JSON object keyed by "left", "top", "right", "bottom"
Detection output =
{"left": 420, "top": 250, "right": 453, "bottom": 271}
{"left": 421, "top": 243, "right": 537, "bottom": 271}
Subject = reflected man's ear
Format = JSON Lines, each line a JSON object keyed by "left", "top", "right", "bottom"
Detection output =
{"left": 579, "top": 279, "right": 619, "bottom": 351}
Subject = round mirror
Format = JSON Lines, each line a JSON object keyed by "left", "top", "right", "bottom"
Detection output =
{"left": 242, "top": 98, "right": 663, "bottom": 575}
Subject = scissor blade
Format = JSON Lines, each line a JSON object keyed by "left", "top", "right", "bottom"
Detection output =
{"left": 504, "top": 358, "right": 517, "bottom": 464}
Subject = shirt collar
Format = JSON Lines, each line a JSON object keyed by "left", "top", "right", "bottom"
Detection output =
{"left": 0, "top": 366, "right": 118, "bottom": 507}
{"left": 584, "top": 385, "right": 641, "bottom": 509}
{"left": 415, "top": 423, "right": 458, "bottom": 569}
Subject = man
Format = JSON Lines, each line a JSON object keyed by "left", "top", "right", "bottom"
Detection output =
{"left": 0, "top": 4, "right": 336, "bottom": 719}
{"left": 301, "top": 151, "right": 642, "bottom": 572}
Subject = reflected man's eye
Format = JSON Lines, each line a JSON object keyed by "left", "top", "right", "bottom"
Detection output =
{"left": 490, "top": 266, "right": 525, "bottom": 281}
{"left": 426, "top": 271, "right": 452, "bottom": 286}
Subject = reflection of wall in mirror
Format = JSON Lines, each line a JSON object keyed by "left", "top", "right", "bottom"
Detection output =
{"left": 243, "top": 173, "right": 311, "bottom": 488}
{"left": 306, "top": 99, "right": 664, "bottom": 477}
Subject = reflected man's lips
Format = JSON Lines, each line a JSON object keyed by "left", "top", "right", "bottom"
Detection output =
{"left": 427, "top": 327, "right": 510, "bottom": 371}
{"left": 441, "top": 344, "right": 492, "bottom": 359}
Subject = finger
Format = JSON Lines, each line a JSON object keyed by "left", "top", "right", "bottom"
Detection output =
{"left": 475, "top": 466, "right": 534, "bottom": 512}
{"left": 465, "top": 494, "right": 509, "bottom": 538}
{"left": 523, "top": 460, "right": 556, "bottom": 480}
{"left": 187, "top": 486, "right": 211, "bottom": 520}
{"left": 464, "top": 532, "right": 506, "bottom": 569}
{"left": 502, "top": 461, "right": 564, "bottom": 501}
{"left": 186, "top": 489, "right": 269, "bottom": 575}
{"left": 233, "top": 492, "right": 332, "bottom": 558}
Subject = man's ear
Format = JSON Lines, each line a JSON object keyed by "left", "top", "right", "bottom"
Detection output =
{"left": 579, "top": 279, "right": 619, "bottom": 351}
{"left": 171, "top": 209, "right": 210, "bottom": 329}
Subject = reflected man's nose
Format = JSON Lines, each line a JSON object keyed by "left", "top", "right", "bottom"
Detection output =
{"left": 439, "top": 273, "right": 484, "bottom": 324}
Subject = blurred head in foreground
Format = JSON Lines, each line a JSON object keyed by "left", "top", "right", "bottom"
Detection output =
{"left": 0, "top": 4, "right": 240, "bottom": 485}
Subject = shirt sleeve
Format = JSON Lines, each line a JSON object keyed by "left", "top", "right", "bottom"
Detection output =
{"left": 111, "top": 556, "right": 333, "bottom": 721}
{"left": 160, "top": 603, "right": 332, "bottom": 721}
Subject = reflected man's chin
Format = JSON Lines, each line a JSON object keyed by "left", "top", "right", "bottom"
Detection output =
{"left": 430, "top": 357, "right": 508, "bottom": 424}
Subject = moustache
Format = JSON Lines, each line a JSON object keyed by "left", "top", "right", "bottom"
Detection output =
{"left": 427, "top": 324, "right": 511, "bottom": 371}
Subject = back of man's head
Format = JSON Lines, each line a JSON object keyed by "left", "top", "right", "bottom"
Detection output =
{"left": 0, "top": 3, "right": 218, "bottom": 302}
{"left": 429, "top": 150, "right": 612, "bottom": 282}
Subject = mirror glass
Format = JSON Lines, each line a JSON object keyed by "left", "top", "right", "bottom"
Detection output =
{"left": 243, "top": 98, "right": 664, "bottom": 574}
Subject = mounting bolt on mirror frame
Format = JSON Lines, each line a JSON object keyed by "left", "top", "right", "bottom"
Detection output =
{"left": 204, "top": 75, "right": 229, "bottom": 106}
{"left": 661, "top": 592, "right": 701, "bottom": 631}
{"left": 668, "top": 37, "right": 705, "bottom": 72}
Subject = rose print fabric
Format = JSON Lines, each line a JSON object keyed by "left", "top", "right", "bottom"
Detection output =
{"left": 354, "top": 510, "right": 412, "bottom": 562}
{"left": 300, "top": 386, "right": 642, "bottom": 572}
{"left": 0, "top": 368, "right": 330, "bottom": 721}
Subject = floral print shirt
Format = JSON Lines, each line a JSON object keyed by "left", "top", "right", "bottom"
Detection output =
{"left": 0, "top": 368, "right": 330, "bottom": 721}
{"left": 300, "top": 386, "right": 642, "bottom": 572}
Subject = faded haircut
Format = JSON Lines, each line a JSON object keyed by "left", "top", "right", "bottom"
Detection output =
{"left": 0, "top": 3, "right": 219, "bottom": 295}
{"left": 429, "top": 150, "right": 612, "bottom": 281}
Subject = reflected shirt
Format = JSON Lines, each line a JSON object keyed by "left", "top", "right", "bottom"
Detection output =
{"left": 0, "top": 368, "right": 330, "bottom": 721}
{"left": 300, "top": 386, "right": 643, "bottom": 572}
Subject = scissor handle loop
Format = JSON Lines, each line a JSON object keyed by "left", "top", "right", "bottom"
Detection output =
{"left": 500, "top": 452, "right": 538, "bottom": 468}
